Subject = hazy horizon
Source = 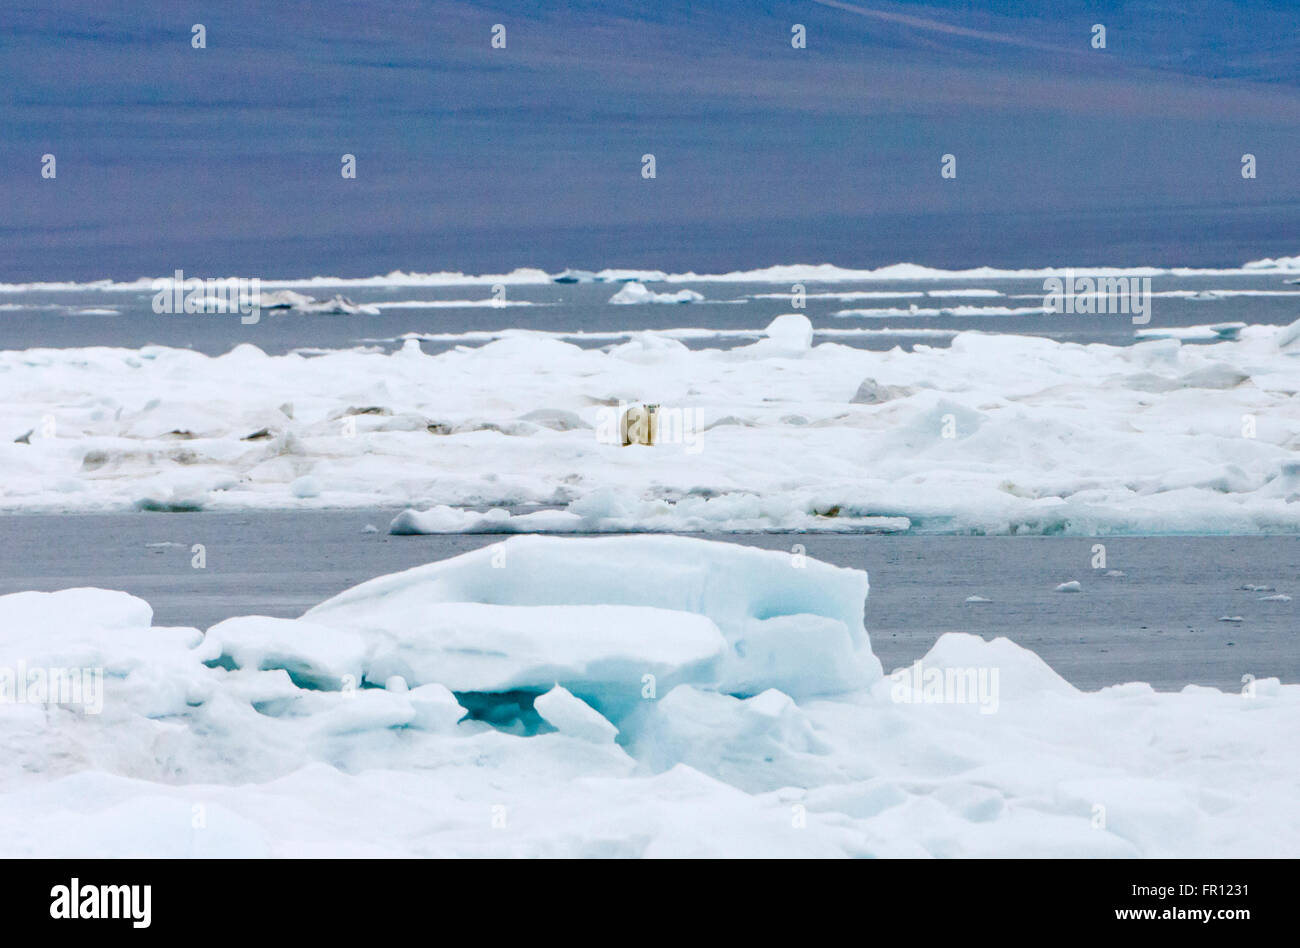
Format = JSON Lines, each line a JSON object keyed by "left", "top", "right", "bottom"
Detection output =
{"left": 3, "top": 0, "right": 1297, "bottom": 281}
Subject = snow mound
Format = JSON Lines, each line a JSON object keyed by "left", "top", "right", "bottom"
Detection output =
{"left": 760, "top": 313, "right": 813, "bottom": 350}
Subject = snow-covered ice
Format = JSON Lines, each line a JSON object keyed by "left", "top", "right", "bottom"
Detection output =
{"left": 4, "top": 255, "right": 1300, "bottom": 297}
{"left": 258, "top": 290, "right": 380, "bottom": 316}
{"left": 5, "top": 313, "right": 1300, "bottom": 534}
{"left": 534, "top": 685, "right": 619, "bottom": 743}
{"left": 608, "top": 282, "right": 704, "bottom": 305}
{"left": 1, "top": 535, "right": 1297, "bottom": 858}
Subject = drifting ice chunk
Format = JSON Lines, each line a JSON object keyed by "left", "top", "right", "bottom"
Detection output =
{"left": 552, "top": 269, "right": 599, "bottom": 284}
{"left": 257, "top": 290, "right": 315, "bottom": 310}
{"left": 608, "top": 282, "right": 703, "bottom": 305}
{"left": 1133, "top": 322, "right": 1245, "bottom": 342}
{"left": 258, "top": 290, "right": 380, "bottom": 315}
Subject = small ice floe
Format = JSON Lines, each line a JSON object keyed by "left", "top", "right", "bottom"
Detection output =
{"left": 1240, "top": 584, "right": 1275, "bottom": 592}
{"left": 608, "top": 282, "right": 703, "bottom": 305}
{"left": 1104, "top": 570, "right": 1125, "bottom": 577}
{"left": 1133, "top": 322, "right": 1245, "bottom": 343}
{"left": 301, "top": 295, "right": 380, "bottom": 316}
{"left": 1218, "top": 616, "right": 1245, "bottom": 623}
{"left": 255, "top": 290, "right": 312, "bottom": 310}
{"left": 552, "top": 269, "right": 599, "bottom": 284}
{"left": 965, "top": 595, "right": 992, "bottom": 603}
{"left": 372, "top": 299, "right": 539, "bottom": 310}
{"left": 1054, "top": 581, "right": 1083, "bottom": 593}
{"left": 258, "top": 290, "right": 380, "bottom": 315}
{"left": 1258, "top": 594, "right": 1291, "bottom": 602}
{"left": 144, "top": 541, "right": 187, "bottom": 550}
{"left": 362, "top": 524, "right": 379, "bottom": 534}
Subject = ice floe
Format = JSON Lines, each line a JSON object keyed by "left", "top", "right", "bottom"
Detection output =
{"left": 1, "top": 535, "right": 1297, "bottom": 857}
{"left": 258, "top": 291, "right": 380, "bottom": 316}
{"left": 4, "top": 317, "right": 1300, "bottom": 534}
{"left": 608, "top": 282, "right": 704, "bottom": 304}
{"left": 1134, "top": 322, "right": 1246, "bottom": 342}
{"left": 5, "top": 254, "right": 1300, "bottom": 295}
{"left": 833, "top": 304, "right": 1047, "bottom": 318}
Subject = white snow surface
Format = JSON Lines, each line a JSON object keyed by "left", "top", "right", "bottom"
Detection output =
{"left": 0, "top": 534, "right": 1296, "bottom": 858}
{"left": 6, "top": 316, "right": 1300, "bottom": 533}
{"left": 608, "top": 282, "right": 704, "bottom": 304}
{"left": 2, "top": 314, "right": 1300, "bottom": 527}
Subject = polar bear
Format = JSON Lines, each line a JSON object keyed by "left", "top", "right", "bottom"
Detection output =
{"left": 620, "top": 403, "right": 659, "bottom": 446}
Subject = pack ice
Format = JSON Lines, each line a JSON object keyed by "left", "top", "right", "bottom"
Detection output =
{"left": 0, "top": 536, "right": 1296, "bottom": 857}
{"left": 4, "top": 315, "right": 1300, "bottom": 534}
